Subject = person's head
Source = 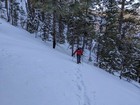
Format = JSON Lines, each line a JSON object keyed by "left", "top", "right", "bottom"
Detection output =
{"left": 78, "top": 47, "right": 82, "bottom": 50}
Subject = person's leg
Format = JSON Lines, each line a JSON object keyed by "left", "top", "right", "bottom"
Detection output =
{"left": 77, "top": 55, "right": 79, "bottom": 63}
{"left": 77, "top": 55, "right": 80, "bottom": 64}
{"left": 79, "top": 55, "right": 81, "bottom": 63}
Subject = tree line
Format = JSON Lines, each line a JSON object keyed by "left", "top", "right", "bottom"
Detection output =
{"left": 0, "top": 0, "right": 140, "bottom": 83}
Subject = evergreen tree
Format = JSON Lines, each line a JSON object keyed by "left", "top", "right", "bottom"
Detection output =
{"left": 26, "top": 0, "right": 37, "bottom": 33}
{"left": 11, "top": 0, "right": 19, "bottom": 26}
{"left": 97, "top": 0, "right": 121, "bottom": 72}
{"left": 4, "top": 0, "right": 10, "bottom": 22}
{"left": 0, "top": 0, "right": 4, "bottom": 18}
{"left": 19, "top": 6, "right": 26, "bottom": 28}
{"left": 40, "top": 13, "right": 52, "bottom": 41}
{"left": 31, "top": 0, "right": 68, "bottom": 48}
{"left": 118, "top": 0, "right": 140, "bottom": 81}
{"left": 65, "top": 0, "right": 96, "bottom": 55}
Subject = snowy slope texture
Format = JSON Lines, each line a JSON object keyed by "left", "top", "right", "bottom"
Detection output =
{"left": 0, "top": 18, "right": 140, "bottom": 105}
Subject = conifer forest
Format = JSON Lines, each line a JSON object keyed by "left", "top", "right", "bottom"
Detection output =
{"left": 0, "top": 0, "right": 140, "bottom": 83}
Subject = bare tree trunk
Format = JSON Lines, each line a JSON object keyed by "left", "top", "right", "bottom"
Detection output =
{"left": 119, "top": 0, "right": 125, "bottom": 39}
{"left": 27, "top": 0, "right": 31, "bottom": 13}
{"left": 71, "top": 36, "right": 74, "bottom": 56}
{"left": 58, "top": 14, "right": 64, "bottom": 43}
{"left": 10, "top": 0, "right": 14, "bottom": 25}
{"left": 5, "top": 0, "right": 10, "bottom": 22}
{"left": 41, "top": 11, "right": 45, "bottom": 21}
{"left": 82, "top": 31, "right": 87, "bottom": 51}
{"left": 52, "top": 10, "right": 56, "bottom": 49}
{"left": 96, "top": 42, "right": 99, "bottom": 62}
{"left": 89, "top": 39, "right": 93, "bottom": 61}
{"left": 119, "top": 0, "right": 125, "bottom": 79}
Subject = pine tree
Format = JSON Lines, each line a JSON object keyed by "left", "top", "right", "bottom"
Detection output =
{"left": 40, "top": 13, "right": 52, "bottom": 41}
{"left": 65, "top": 0, "right": 96, "bottom": 55}
{"left": 12, "top": 0, "right": 19, "bottom": 26}
{"left": 26, "top": 0, "right": 37, "bottom": 33}
{"left": 97, "top": 0, "right": 120, "bottom": 73}
{"left": 32, "top": 0, "right": 67, "bottom": 48}
{"left": 19, "top": 6, "right": 26, "bottom": 28}
{"left": 4, "top": 0, "right": 10, "bottom": 22}
{"left": 118, "top": 0, "right": 140, "bottom": 81}
{"left": 0, "top": 0, "right": 4, "bottom": 18}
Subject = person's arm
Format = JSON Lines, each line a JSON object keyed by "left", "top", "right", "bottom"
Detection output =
{"left": 81, "top": 50, "right": 83, "bottom": 55}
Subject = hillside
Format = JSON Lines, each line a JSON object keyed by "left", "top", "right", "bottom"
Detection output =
{"left": 0, "top": 18, "right": 140, "bottom": 105}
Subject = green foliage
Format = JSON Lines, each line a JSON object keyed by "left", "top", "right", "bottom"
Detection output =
{"left": 97, "top": 0, "right": 120, "bottom": 72}
{"left": 11, "top": 0, "right": 20, "bottom": 26}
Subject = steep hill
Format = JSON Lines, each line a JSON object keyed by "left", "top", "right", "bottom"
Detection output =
{"left": 0, "top": 19, "right": 140, "bottom": 105}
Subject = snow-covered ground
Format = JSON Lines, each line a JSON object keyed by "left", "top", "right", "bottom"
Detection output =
{"left": 0, "top": 18, "right": 140, "bottom": 105}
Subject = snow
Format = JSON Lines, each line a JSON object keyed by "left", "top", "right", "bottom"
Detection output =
{"left": 0, "top": 18, "right": 140, "bottom": 105}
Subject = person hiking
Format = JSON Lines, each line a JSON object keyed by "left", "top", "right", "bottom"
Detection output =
{"left": 72, "top": 47, "right": 83, "bottom": 64}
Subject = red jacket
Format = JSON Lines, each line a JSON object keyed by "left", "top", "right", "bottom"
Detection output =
{"left": 74, "top": 49, "right": 83, "bottom": 55}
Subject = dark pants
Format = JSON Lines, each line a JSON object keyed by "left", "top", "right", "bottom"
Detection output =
{"left": 77, "top": 55, "right": 81, "bottom": 64}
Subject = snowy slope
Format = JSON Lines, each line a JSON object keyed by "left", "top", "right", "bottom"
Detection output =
{"left": 0, "top": 18, "right": 140, "bottom": 105}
